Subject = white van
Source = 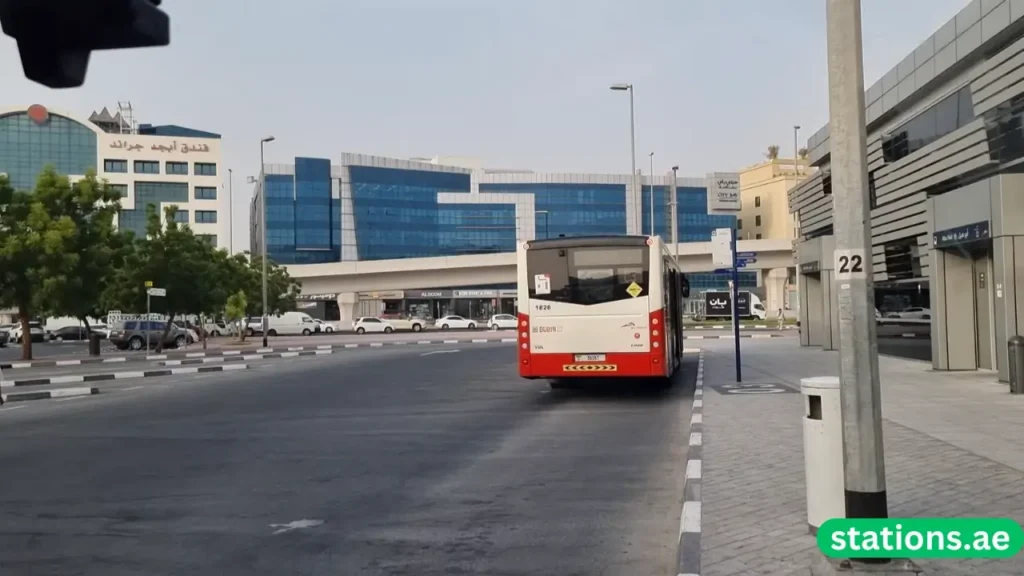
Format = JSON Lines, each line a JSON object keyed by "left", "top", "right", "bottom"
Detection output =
{"left": 264, "top": 311, "right": 319, "bottom": 336}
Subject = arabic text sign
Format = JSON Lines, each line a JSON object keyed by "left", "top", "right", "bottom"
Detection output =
{"left": 706, "top": 172, "right": 741, "bottom": 213}
{"left": 108, "top": 139, "right": 212, "bottom": 154}
{"left": 933, "top": 221, "right": 990, "bottom": 249}
{"left": 703, "top": 291, "right": 750, "bottom": 317}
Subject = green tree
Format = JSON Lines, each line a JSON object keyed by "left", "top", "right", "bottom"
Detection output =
{"left": 766, "top": 144, "right": 781, "bottom": 160}
{"left": 104, "top": 204, "right": 222, "bottom": 352}
{"left": 798, "top": 147, "right": 809, "bottom": 159}
{"left": 0, "top": 170, "right": 78, "bottom": 360}
{"left": 32, "top": 168, "right": 124, "bottom": 335}
{"left": 224, "top": 290, "right": 247, "bottom": 341}
{"left": 229, "top": 252, "right": 301, "bottom": 339}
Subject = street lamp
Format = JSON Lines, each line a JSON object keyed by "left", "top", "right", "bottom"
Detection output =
{"left": 670, "top": 165, "right": 680, "bottom": 266}
{"left": 648, "top": 152, "right": 655, "bottom": 236}
{"left": 610, "top": 83, "right": 637, "bottom": 233}
{"left": 536, "top": 210, "right": 550, "bottom": 239}
{"left": 228, "top": 168, "right": 234, "bottom": 255}
{"left": 793, "top": 125, "right": 801, "bottom": 175}
{"left": 260, "top": 136, "right": 275, "bottom": 348}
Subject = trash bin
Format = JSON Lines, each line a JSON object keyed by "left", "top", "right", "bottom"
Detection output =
{"left": 1009, "top": 336, "right": 1024, "bottom": 394}
{"left": 88, "top": 333, "right": 102, "bottom": 356}
{"left": 801, "top": 376, "right": 845, "bottom": 534}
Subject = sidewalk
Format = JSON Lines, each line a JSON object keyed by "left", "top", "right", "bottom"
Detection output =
{"left": 695, "top": 339, "right": 1024, "bottom": 576}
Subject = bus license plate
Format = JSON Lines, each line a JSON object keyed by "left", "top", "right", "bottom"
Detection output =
{"left": 575, "top": 354, "right": 606, "bottom": 362}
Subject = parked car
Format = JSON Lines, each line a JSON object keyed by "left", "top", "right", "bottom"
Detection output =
{"left": 49, "top": 325, "right": 91, "bottom": 342}
{"left": 353, "top": 317, "right": 394, "bottom": 334}
{"left": 7, "top": 321, "right": 47, "bottom": 343}
{"left": 109, "top": 320, "right": 190, "bottom": 351}
{"left": 884, "top": 307, "right": 931, "bottom": 320}
{"left": 384, "top": 316, "right": 427, "bottom": 332}
{"left": 434, "top": 315, "right": 476, "bottom": 330}
{"left": 0, "top": 324, "right": 11, "bottom": 347}
{"left": 314, "top": 319, "right": 339, "bottom": 333}
{"left": 488, "top": 314, "right": 517, "bottom": 330}
{"left": 244, "top": 317, "right": 264, "bottom": 336}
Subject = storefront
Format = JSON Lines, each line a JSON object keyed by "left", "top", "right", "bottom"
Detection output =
{"left": 402, "top": 288, "right": 519, "bottom": 321}
{"left": 355, "top": 290, "right": 404, "bottom": 318}
{"left": 403, "top": 290, "right": 454, "bottom": 320}
{"left": 295, "top": 293, "right": 341, "bottom": 321}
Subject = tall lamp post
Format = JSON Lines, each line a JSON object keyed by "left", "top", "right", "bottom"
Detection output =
{"left": 228, "top": 168, "right": 234, "bottom": 254}
{"left": 793, "top": 125, "right": 802, "bottom": 175}
{"left": 260, "top": 136, "right": 275, "bottom": 348}
{"left": 670, "top": 165, "right": 680, "bottom": 267}
{"left": 610, "top": 83, "right": 637, "bottom": 233}
{"left": 648, "top": 152, "right": 655, "bottom": 236}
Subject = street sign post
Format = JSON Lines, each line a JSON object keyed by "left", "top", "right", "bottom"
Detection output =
{"left": 145, "top": 286, "right": 166, "bottom": 351}
{"left": 730, "top": 231, "right": 742, "bottom": 382}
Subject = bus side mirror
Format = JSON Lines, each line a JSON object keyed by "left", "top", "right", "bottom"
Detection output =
{"left": 681, "top": 279, "right": 690, "bottom": 299}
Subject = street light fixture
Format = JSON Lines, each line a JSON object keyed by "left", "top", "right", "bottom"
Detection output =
{"left": 259, "top": 136, "right": 275, "bottom": 348}
{"left": 648, "top": 152, "right": 655, "bottom": 236}
{"left": 670, "top": 165, "right": 680, "bottom": 267}
{"left": 793, "top": 125, "right": 801, "bottom": 175}
{"left": 610, "top": 83, "right": 637, "bottom": 234}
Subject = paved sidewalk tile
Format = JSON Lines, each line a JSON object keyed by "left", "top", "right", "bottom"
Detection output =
{"left": 699, "top": 342, "right": 1024, "bottom": 576}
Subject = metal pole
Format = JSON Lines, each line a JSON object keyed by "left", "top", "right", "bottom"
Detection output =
{"left": 794, "top": 125, "right": 801, "bottom": 175}
{"left": 146, "top": 292, "right": 151, "bottom": 352}
{"left": 826, "top": 0, "right": 888, "bottom": 543}
{"left": 628, "top": 87, "right": 637, "bottom": 234}
{"left": 649, "top": 152, "right": 655, "bottom": 236}
{"left": 731, "top": 230, "right": 741, "bottom": 382}
{"left": 671, "top": 167, "right": 680, "bottom": 266}
{"left": 228, "top": 168, "right": 234, "bottom": 254}
{"left": 260, "top": 142, "right": 269, "bottom": 349}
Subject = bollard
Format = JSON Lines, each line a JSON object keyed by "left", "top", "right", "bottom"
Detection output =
{"left": 801, "top": 376, "right": 845, "bottom": 534}
{"left": 88, "top": 333, "right": 102, "bottom": 356}
{"left": 1009, "top": 336, "right": 1024, "bottom": 394}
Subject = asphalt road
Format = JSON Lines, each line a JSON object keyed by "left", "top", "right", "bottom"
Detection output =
{"left": 0, "top": 342, "right": 697, "bottom": 575}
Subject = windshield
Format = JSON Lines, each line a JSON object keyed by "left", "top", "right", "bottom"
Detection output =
{"left": 527, "top": 246, "right": 649, "bottom": 306}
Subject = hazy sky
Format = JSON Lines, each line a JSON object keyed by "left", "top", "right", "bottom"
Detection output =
{"left": 0, "top": 0, "right": 970, "bottom": 250}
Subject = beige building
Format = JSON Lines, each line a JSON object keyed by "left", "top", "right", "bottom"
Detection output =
{"left": 737, "top": 157, "right": 812, "bottom": 314}
{"left": 737, "top": 158, "right": 810, "bottom": 241}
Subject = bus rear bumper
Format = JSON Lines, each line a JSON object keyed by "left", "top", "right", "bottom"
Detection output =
{"left": 519, "top": 352, "right": 667, "bottom": 379}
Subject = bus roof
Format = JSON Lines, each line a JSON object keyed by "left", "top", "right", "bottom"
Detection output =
{"left": 524, "top": 235, "right": 652, "bottom": 250}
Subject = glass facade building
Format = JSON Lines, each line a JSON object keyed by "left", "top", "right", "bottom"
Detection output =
{"left": 1, "top": 104, "right": 225, "bottom": 247}
{"left": 251, "top": 154, "right": 748, "bottom": 291}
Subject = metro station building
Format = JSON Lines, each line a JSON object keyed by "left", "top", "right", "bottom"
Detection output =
{"left": 251, "top": 154, "right": 799, "bottom": 323}
{"left": 790, "top": 0, "right": 1024, "bottom": 378}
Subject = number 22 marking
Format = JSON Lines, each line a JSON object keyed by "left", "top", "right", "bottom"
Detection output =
{"left": 837, "top": 254, "right": 863, "bottom": 274}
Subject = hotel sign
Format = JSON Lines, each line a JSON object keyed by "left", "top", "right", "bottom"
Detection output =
{"left": 108, "top": 139, "right": 212, "bottom": 153}
{"left": 706, "top": 172, "right": 741, "bottom": 213}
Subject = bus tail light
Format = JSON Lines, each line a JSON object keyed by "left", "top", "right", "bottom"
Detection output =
{"left": 649, "top": 309, "right": 665, "bottom": 374}
{"left": 518, "top": 313, "right": 531, "bottom": 372}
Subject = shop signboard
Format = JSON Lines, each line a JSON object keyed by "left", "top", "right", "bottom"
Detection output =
{"left": 454, "top": 289, "right": 498, "bottom": 298}
{"left": 358, "top": 290, "right": 404, "bottom": 300}
{"left": 297, "top": 293, "right": 339, "bottom": 301}
{"left": 405, "top": 290, "right": 454, "bottom": 299}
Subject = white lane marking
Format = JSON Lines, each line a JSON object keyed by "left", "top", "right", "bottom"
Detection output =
{"left": 685, "top": 459, "right": 702, "bottom": 480}
{"left": 680, "top": 501, "right": 701, "bottom": 534}
{"left": 443, "top": 340, "right": 459, "bottom": 344}
{"left": 689, "top": 432, "right": 702, "bottom": 446}
{"left": 421, "top": 350, "right": 461, "bottom": 356}
{"left": 55, "top": 395, "right": 90, "bottom": 402}
{"left": 122, "top": 385, "right": 146, "bottom": 391}
{"left": 269, "top": 519, "right": 324, "bottom": 535}
{"left": 1, "top": 404, "right": 27, "bottom": 411}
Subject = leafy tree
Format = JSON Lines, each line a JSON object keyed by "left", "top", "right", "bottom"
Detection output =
{"left": 32, "top": 168, "right": 124, "bottom": 336}
{"left": 104, "top": 204, "right": 221, "bottom": 352}
{"left": 0, "top": 169, "right": 77, "bottom": 360}
{"left": 798, "top": 147, "right": 809, "bottom": 159}
{"left": 224, "top": 290, "right": 247, "bottom": 341}
{"left": 765, "top": 144, "right": 780, "bottom": 160}
{"left": 227, "top": 252, "right": 301, "bottom": 339}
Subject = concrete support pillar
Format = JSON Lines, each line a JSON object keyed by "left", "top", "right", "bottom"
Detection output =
{"left": 765, "top": 268, "right": 788, "bottom": 318}
{"left": 337, "top": 293, "right": 359, "bottom": 329}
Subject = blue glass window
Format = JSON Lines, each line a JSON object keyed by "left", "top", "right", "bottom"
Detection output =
{"left": 478, "top": 183, "right": 627, "bottom": 240}
{"left": 687, "top": 272, "right": 758, "bottom": 292}
{"left": 117, "top": 181, "right": 188, "bottom": 237}
{"left": 195, "top": 210, "right": 217, "bottom": 223}
{"left": 134, "top": 160, "right": 159, "bottom": 174}
{"left": 642, "top": 185, "right": 737, "bottom": 242}
{"left": 194, "top": 186, "right": 217, "bottom": 200}
{"left": 172, "top": 209, "right": 189, "bottom": 223}
{"left": 166, "top": 161, "right": 188, "bottom": 175}
{"left": 350, "top": 165, "right": 474, "bottom": 260}
{"left": 194, "top": 162, "right": 217, "bottom": 176}
{"left": 0, "top": 112, "right": 98, "bottom": 191}
{"left": 104, "top": 159, "right": 128, "bottom": 173}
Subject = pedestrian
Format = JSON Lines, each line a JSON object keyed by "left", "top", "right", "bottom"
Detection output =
{"left": 777, "top": 308, "right": 785, "bottom": 331}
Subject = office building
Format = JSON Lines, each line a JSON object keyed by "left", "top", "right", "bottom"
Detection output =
{"left": 0, "top": 103, "right": 226, "bottom": 247}
{"left": 790, "top": 0, "right": 1024, "bottom": 378}
{"left": 249, "top": 153, "right": 801, "bottom": 322}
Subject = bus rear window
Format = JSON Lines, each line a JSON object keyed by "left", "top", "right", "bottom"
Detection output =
{"left": 527, "top": 246, "right": 649, "bottom": 305}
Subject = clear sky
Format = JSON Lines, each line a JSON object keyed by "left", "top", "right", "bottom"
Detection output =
{"left": 0, "top": 0, "right": 970, "bottom": 250}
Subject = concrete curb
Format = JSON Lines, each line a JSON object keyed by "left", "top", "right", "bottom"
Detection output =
{"left": 158, "top": 349, "right": 334, "bottom": 366}
{"left": 677, "top": 350, "right": 704, "bottom": 576}
{"left": 0, "top": 356, "right": 130, "bottom": 370}
{"left": 0, "top": 364, "right": 250, "bottom": 388}
{"left": 2, "top": 387, "right": 99, "bottom": 403}
{"left": 144, "top": 339, "right": 521, "bottom": 360}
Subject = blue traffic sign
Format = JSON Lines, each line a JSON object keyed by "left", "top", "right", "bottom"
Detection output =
{"left": 713, "top": 268, "right": 732, "bottom": 274}
{"left": 738, "top": 257, "right": 757, "bottom": 265}
{"left": 736, "top": 261, "right": 747, "bottom": 269}
{"left": 737, "top": 251, "right": 757, "bottom": 258}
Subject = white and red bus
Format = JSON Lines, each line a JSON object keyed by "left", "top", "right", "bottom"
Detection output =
{"left": 516, "top": 235, "right": 689, "bottom": 385}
